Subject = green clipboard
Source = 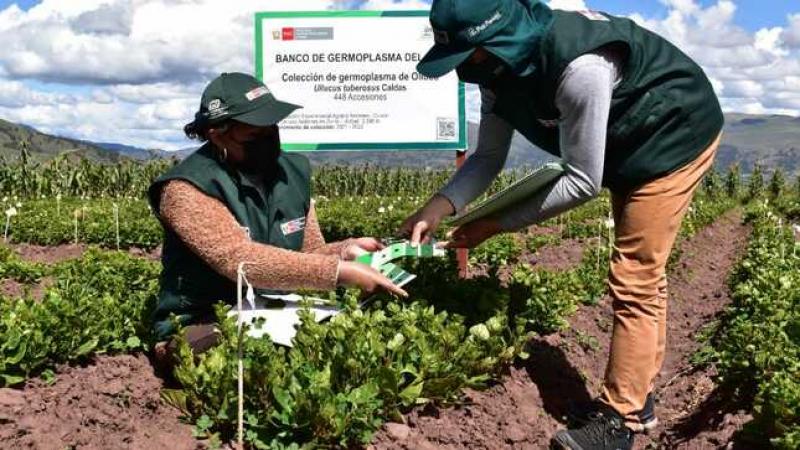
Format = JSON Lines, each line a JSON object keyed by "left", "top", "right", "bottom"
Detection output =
{"left": 449, "top": 162, "right": 565, "bottom": 227}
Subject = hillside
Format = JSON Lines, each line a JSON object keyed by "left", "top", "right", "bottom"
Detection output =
{"left": 0, "top": 119, "right": 123, "bottom": 163}
{"left": 1, "top": 114, "right": 798, "bottom": 174}
{"left": 306, "top": 114, "right": 800, "bottom": 174}
{"left": 717, "top": 113, "right": 800, "bottom": 175}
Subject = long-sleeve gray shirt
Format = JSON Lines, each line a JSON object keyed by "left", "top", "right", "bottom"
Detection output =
{"left": 439, "top": 47, "right": 623, "bottom": 231}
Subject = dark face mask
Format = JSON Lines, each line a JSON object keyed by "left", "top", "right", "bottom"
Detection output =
{"left": 456, "top": 52, "right": 512, "bottom": 90}
{"left": 239, "top": 126, "right": 281, "bottom": 176}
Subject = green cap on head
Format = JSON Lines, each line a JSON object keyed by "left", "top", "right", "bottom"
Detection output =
{"left": 196, "top": 72, "right": 301, "bottom": 127}
{"left": 417, "top": 0, "right": 553, "bottom": 78}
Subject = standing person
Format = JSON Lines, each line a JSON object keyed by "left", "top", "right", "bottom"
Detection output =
{"left": 150, "top": 72, "right": 406, "bottom": 367}
{"left": 399, "top": 1, "right": 723, "bottom": 449}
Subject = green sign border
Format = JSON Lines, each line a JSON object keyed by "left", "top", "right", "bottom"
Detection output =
{"left": 255, "top": 10, "right": 467, "bottom": 152}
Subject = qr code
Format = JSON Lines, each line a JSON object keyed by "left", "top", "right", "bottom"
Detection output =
{"left": 437, "top": 117, "right": 456, "bottom": 140}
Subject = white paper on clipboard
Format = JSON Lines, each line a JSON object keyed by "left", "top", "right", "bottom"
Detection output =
{"left": 449, "top": 162, "right": 565, "bottom": 227}
{"left": 228, "top": 294, "right": 344, "bottom": 347}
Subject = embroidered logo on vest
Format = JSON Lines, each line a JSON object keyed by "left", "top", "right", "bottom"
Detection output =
{"left": 280, "top": 217, "right": 306, "bottom": 235}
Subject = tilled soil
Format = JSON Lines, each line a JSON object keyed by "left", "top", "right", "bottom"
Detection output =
{"left": 469, "top": 238, "right": 587, "bottom": 283}
{"left": 0, "top": 212, "right": 757, "bottom": 450}
{"left": 372, "top": 211, "right": 756, "bottom": 450}
{"left": 0, "top": 353, "right": 201, "bottom": 450}
{"left": 2, "top": 243, "right": 160, "bottom": 300}
{"left": 522, "top": 238, "right": 586, "bottom": 271}
{"left": 10, "top": 243, "right": 162, "bottom": 264}
{"left": 1, "top": 276, "right": 54, "bottom": 300}
{"left": 12, "top": 243, "right": 87, "bottom": 264}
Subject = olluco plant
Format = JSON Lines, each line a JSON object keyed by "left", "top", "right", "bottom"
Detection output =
{"left": 712, "top": 205, "right": 800, "bottom": 449}
{"left": 0, "top": 248, "right": 159, "bottom": 385}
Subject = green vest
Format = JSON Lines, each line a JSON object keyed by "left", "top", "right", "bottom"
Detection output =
{"left": 493, "top": 10, "right": 724, "bottom": 192}
{"left": 148, "top": 144, "right": 312, "bottom": 340}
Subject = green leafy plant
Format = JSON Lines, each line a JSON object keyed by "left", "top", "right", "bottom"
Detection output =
{"left": 711, "top": 205, "right": 800, "bottom": 448}
{"left": 167, "top": 293, "right": 530, "bottom": 448}
{"left": 0, "top": 248, "right": 159, "bottom": 385}
{"left": 470, "top": 233, "right": 523, "bottom": 268}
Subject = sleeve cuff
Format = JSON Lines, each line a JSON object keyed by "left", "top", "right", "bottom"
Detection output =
{"left": 437, "top": 189, "right": 466, "bottom": 214}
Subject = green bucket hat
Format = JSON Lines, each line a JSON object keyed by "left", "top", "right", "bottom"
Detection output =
{"left": 417, "top": 0, "right": 553, "bottom": 78}
{"left": 195, "top": 72, "right": 301, "bottom": 127}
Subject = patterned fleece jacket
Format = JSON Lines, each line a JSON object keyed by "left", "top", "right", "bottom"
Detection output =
{"left": 159, "top": 179, "right": 353, "bottom": 292}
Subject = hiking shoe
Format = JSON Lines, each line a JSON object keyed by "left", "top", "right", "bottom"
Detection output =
{"left": 566, "top": 392, "right": 658, "bottom": 433}
{"left": 552, "top": 406, "right": 634, "bottom": 450}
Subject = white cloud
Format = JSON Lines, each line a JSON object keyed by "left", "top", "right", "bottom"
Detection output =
{"left": 0, "top": 98, "right": 193, "bottom": 149}
{"left": 0, "top": 80, "right": 76, "bottom": 107}
{"left": 723, "top": 80, "right": 764, "bottom": 98}
{"left": 783, "top": 13, "right": 800, "bottom": 48}
{"left": 628, "top": 0, "right": 800, "bottom": 116}
{"left": 72, "top": 1, "right": 133, "bottom": 35}
{"left": 103, "top": 82, "right": 202, "bottom": 104}
{"left": 754, "top": 27, "right": 789, "bottom": 58}
{"left": 0, "top": 0, "right": 338, "bottom": 85}
{"left": 0, "top": 0, "right": 798, "bottom": 152}
{"left": 360, "top": 0, "right": 431, "bottom": 9}
{"left": 547, "top": 0, "right": 588, "bottom": 11}
{"left": 0, "top": 0, "right": 340, "bottom": 149}
{"left": 661, "top": 0, "right": 701, "bottom": 16}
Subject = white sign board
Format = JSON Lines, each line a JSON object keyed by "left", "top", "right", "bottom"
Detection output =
{"left": 255, "top": 10, "right": 467, "bottom": 151}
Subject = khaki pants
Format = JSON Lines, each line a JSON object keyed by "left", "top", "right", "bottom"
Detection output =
{"left": 600, "top": 134, "right": 721, "bottom": 427}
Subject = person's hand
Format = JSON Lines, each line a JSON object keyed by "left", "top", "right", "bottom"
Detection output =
{"left": 398, "top": 194, "right": 456, "bottom": 246}
{"left": 337, "top": 261, "right": 408, "bottom": 298}
{"left": 438, "top": 217, "right": 502, "bottom": 249}
{"left": 341, "top": 237, "right": 384, "bottom": 261}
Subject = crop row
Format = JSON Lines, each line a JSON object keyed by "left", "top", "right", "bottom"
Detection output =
{"left": 708, "top": 205, "right": 800, "bottom": 449}
{"left": 0, "top": 195, "right": 747, "bottom": 447}
{"left": 1, "top": 147, "right": 531, "bottom": 200}
{"left": 0, "top": 234, "right": 610, "bottom": 447}
{"left": 0, "top": 247, "right": 158, "bottom": 385}
{"left": 166, "top": 240, "right": 612, "bottom": 447}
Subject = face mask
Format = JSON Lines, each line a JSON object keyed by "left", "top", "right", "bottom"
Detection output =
{"left": 239, "top": 127, "right": 282, "bottom": 176}
{"left": 456, "top": 52, "right": 511, "bottom": 89}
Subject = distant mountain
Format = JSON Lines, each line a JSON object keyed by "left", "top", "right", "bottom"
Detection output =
{"left": 1, "top": 114, "right": 798, "bottom": 176}
{"left": 311, "top": 114, "right": 800, "bottom": 176}
{"left": 304, "top": 122, "right": 554, "bottom": 170}
{"left": 90, "top": 142, "right": 159, "bottom": 160}
{"left": 0, "top": 119, "right": 195, "bottom": 163}
{"left": 717, "top": 113, "right": 800, "bottom": 175}
{"left": 0, "top": 118, "right": 123, "bottom": 163}
{"left": 89, "top": 142, "right": 194, "bottom": 161}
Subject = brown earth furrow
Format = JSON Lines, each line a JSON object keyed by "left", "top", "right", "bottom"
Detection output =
{"left": 0, "top": 353, "right": 201, "bottom": 450}
{"left": 371, "top": 210, "right": 753, "bottom": 450}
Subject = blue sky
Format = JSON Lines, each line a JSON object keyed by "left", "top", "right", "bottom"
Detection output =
{"left": 307, "top": 0, "right": 798, "bottom": 32}
{"left": 594, "top": 0, "right": 796, "bottom": 31}
{"left": 1, "top": 0, "right": 794, "bottom": 31}
{"left": 0, "top": 0, "right": 798, "bottom": 149}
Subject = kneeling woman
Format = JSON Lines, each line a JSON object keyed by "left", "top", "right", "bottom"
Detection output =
{"left": 150, "top": 73, "right": 405, "bottom": 362}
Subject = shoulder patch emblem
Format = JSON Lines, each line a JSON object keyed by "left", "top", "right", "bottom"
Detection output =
{"left": 280, "top": 217, "right": 306, "bottom": 235}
